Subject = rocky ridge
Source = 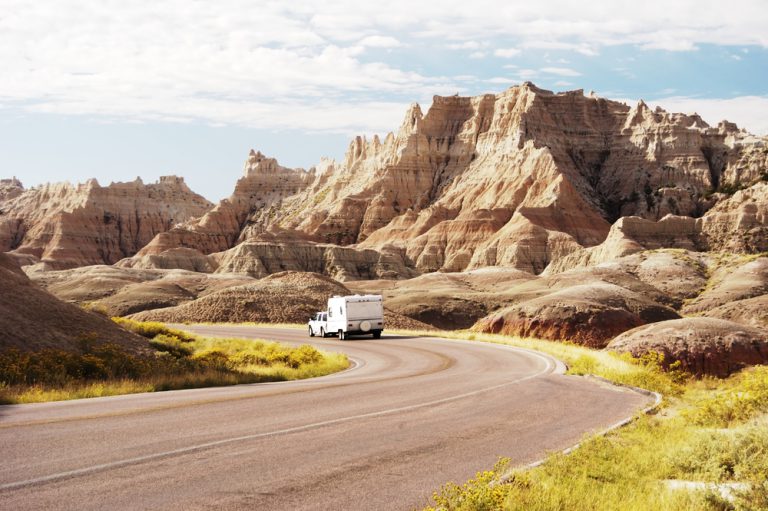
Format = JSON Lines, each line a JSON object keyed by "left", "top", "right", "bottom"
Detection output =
{"left": 118, "top": 83, "right": 767, "bottom": 278}
{"left": 0, "top": 176, "right": 213, "bottom": 270}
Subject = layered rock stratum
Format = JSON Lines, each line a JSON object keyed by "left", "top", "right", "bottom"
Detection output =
{"left": 0, "top": 176, "right": 212, "bottom": 270}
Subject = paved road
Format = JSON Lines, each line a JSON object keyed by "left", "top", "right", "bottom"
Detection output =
{"left": 0, "top": 326, "right": 651, "bottom": 510}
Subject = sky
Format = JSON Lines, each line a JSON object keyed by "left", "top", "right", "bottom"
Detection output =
{"left": 1, "top": 1, "right": 767, "bottom": 201}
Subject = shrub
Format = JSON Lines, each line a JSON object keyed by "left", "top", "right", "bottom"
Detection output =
{"left": 288, "top": 344, "right": 323, "bottom": 368}
{"left": 1, "top": 325, "right": 350, "bottom": 403}
{"left": 667, "top": 425, "right": 768, "bottom": 483}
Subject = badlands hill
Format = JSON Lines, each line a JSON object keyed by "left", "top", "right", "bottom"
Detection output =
{"left": 0, "top": 176, "right": 212, "bottom": 270}
{"left": 0, "top": 253, "right": 147, "bottom": 353}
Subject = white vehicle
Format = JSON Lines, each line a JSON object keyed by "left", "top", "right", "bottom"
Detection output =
{"left": 308, "top": 295, "right": 384, "bottom": 340}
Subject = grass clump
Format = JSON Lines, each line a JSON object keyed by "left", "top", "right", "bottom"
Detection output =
{"left": 0, "top": 321, "right": 349, "bottom": 404}
{"left": 687, "top": 366, "right": 768, "bottom": 427}
{"left": 112, "top": 316, "right": 197, "bottom": 342}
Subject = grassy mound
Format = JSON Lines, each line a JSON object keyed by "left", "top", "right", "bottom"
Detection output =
{"left": 0, "top": 319, "right": 349, "bottom": 404}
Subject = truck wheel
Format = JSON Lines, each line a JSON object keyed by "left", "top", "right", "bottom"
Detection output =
{"left": 320, "top": 328, "right": 326, "bottom": 338}
{"left": 308, "top": 326, "right": 315, "bottom": 337}
{"left": 338, "top": 329, "right": 346, "bottom": 340}
{"left": 372, "top": 330, "right": 381, "bottom": 339}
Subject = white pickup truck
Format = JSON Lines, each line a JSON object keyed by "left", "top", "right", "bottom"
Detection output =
{"left": 308, "top": 295, "right": 384, "bottom": 340}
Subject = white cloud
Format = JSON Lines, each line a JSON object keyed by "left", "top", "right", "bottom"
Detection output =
{"left": 494, "top": 48, "right": 521, "bottom": 58}
{"left": 516, "top": 69, "right": 540, "bottom": 79}
{"left": 0, "top": 1, "right": 766, "bottom": 134}
{"left": 521, "top": 41, "right": 599, "bottom": 56}
{"left": 469, "top": 51, "right": 487, "bottom": 59}
{"left": 358, "top": 35, "right": 402, "bottom": 48}
{"left": 540, "top": 67, "right": 582, "bottom": 76}
{"left": 553, "top": 80, "right": 573, "bottom": 87}
{"left": 446, "top": 41, "right": 486, "bottom": 50}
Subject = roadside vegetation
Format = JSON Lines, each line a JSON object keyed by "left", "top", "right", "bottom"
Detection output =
{"left": 402, "top": 330, "right": 768, "bottom": 511}
{"left": 0, "top": 318, "right": 349, "bottom": 404}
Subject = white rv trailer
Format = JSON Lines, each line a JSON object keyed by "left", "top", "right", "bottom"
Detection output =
{"left": 308, "top": 294, "right": 384, "bottom": 340}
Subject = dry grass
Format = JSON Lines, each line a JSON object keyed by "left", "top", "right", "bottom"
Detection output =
{"left": 0, "top": 320, "right": 349, "bottom": 404}
{"left": 416, "top": 329, "right": 768, "bottom": 511}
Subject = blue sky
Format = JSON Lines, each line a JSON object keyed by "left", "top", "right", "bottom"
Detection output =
{"left": 1, "top": 1, "right": 767, "bottom": 201}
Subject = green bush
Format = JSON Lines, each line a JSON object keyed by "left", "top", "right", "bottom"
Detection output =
{"left": 667, "top": 425, "right": 768, "bottom": 483}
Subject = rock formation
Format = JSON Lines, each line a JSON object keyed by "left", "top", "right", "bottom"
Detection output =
{"left": 0, "top": 177, "right": 24, "bottom": 202}
{"left": 0, "top": 176, "right": 213, "bottom": 270}
{"left": 122, "top": 83, "right": 766, "bottom": 277}
{"left": 29, "top": 264, "right": 256, "bottom": 316}
{"left": 0, "top": 253, "right": 147, "bottom": 353}
{"left": 607, "top": 318, "right": 768, "bottom": 377}
{"left": 547, "top": 181, "right": 768, "bottom": 273}
{"left": 470, "top": 277, "right": 679, "bottom": 348}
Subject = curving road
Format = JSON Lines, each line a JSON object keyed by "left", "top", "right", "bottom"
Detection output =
{"left": 0, "top": 326, "right": 651, "bottom": 510}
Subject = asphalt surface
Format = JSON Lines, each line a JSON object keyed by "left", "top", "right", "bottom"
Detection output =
{"left": 0, "top": 326, "right": 651, "bottom": 510}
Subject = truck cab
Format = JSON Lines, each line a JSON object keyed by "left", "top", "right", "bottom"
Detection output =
{"left": 308, "top": 295, "right": 384, "bottom": 340}
{"left": 308, "top": 312, "right": 328, "bottom": 337}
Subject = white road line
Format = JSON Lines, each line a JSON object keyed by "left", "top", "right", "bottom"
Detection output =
{"left": 1, "top": 344, "right": 554, "bottom": 492}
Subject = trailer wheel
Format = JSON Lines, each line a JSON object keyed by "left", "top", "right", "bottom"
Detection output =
{"left": 308, "top": 326, "right": 315, "bottom": 337}
{"left": 338, "top": 329, "right": 346, "bottom": 340}
{"left": 372, "top": 330, "right": 381, "bottom": 339}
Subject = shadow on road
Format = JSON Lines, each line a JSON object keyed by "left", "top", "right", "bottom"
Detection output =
{"left": 334, "top": 334, "right": 423, "bottom": 342}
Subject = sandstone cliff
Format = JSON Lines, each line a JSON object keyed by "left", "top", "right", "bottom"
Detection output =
{"left": 0, "top": 176, "right": 213, "bottom": 269}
